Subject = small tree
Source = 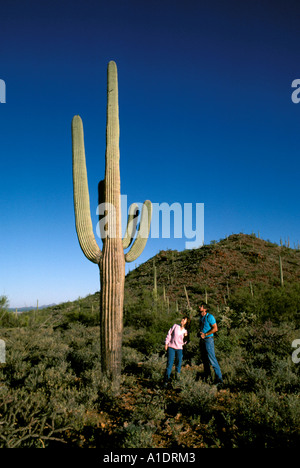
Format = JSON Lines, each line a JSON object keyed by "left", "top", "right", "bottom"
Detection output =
{"left": 0, "top": 295, "right": 8, "bottom": 310}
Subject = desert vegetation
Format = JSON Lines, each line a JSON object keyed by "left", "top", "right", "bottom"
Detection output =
{"left": 0, "top": 234, "right": 299, "bottom": 448}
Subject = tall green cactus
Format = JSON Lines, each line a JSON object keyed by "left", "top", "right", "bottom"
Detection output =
{"left": 72, "top": 61, "right": 152, "bottom": 384}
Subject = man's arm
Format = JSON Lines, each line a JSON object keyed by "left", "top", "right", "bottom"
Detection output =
{"left": 200, "top": 322, "right": 218, "bottom": 339}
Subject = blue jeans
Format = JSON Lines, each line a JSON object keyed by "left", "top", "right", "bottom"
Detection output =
{"left": 165, "top": 347, "right": 183, "bottom": 380}
{"left": 200, "top": 337, "right": 223, "bottom": 383}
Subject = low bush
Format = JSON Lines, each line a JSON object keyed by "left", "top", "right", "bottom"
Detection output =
{"left": 178, "top": 373, "right": 217, "bottom": 417}
{"left": 232, "top": 388, "right": 300, "bottom": 448}
{"left": 119, "top": 422, "right": 155, "bottom": 448}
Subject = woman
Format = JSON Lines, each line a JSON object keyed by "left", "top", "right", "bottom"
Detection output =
{"left": 163, "top": 316, "right": 190, "bottom": 386}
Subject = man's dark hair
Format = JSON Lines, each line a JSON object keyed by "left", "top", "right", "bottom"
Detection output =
{"left": 200, "top": 303, "right": 210, "bottom": 311}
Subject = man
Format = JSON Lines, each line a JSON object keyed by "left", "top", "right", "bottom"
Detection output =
{"left": 198, "top": 304, "right": 223, "bottom": 386}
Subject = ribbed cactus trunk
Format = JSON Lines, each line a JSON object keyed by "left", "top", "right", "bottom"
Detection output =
{"left": 72, "top": 61, "right": 152, "bottom": 388}
{"left": 99, "top": 62, "right": 125, "bottom": 381}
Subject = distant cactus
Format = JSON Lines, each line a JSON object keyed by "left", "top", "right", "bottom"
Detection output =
{"left": 72, "top": 61, "right": 152, "bottom": 385}
{"left": 153, "top": 260, "right": 158, "bottom": 302}
{"left": 279, "top": 255, "right": 284, "bottom": 287}
{"left": 163, "top": 285, "right": 166, "bottom": 302}
{"left": 184, "top": 285, "right": 191, "bottom": 310}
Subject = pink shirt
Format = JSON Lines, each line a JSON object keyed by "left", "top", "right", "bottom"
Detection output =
{"left": 165, "top": 324, "right": 187, "bottom": 350}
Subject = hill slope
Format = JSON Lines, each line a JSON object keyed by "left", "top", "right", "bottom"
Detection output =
{"left": 125, "top": 233, "right": 300, "bottom": 312}
{"left": 40, "top": 233, "right": 300, "bottom": 321}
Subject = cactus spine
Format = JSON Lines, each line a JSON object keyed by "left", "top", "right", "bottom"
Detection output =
{"left": 72, "top": 61, "right": 152, "bottom": 385}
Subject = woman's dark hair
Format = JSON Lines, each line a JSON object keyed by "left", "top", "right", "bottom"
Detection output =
{"left": 183, "top": 315, "right": 191, "bottom": 330}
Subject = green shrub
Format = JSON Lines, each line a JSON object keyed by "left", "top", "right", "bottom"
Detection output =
{"left": 120, "top": 422, "right": 154, "bottom": 448}
{"left": 233, "top": 388, "right": 300, "bottom": 447}
{"left": 132, "top": 389, "right": 166, "bottom": 423}
{"left": 228, "top": 282, "right": 300, "bottom": 325}
{"left": 139, "top": 353, "right": 166, "bottom": 383}
{"left": 122, "top": 346, "right": 144, "bottom": 373}
{"left": 127, "top": 329, "right": 164, "bottom": 355}
{"left": 62, "top": 307, "right": 100, "bottom": 327}
{"left": 178, "top": 373, "right": 217, "bottom": 417}
{"left": 270, "top": 359, "right": 299, "bottom": 393}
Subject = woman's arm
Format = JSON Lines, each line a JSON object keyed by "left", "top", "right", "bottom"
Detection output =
{"left": 165, "top": 324, "right": 175, "bottom": 350}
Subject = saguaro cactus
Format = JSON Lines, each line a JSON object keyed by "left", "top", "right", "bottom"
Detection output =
{"left": 72, "top": 61, "right": 152, "bottom": 385}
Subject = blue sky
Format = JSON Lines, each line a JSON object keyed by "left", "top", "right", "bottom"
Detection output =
{"left": 0, "top": 0, "right": 299, "bottom": 308}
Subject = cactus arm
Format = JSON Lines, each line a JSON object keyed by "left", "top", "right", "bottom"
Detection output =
{"left": 122, "top": 203, "right": 139, "bottom": 249}
{"left": 125, "top": 200, "right": 152, "bottom": 263}
{"left": 72, "top": 115, "right": 102, "bottom": 264}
